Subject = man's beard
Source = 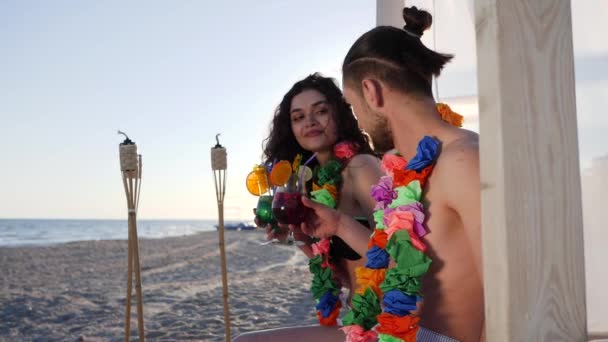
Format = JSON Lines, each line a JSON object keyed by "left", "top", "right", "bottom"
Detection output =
{"left": 367, "top": 112, "right": 394, "bottom": 154}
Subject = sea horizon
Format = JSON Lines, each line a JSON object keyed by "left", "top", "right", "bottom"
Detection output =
{"left": 0, "top": 218, "right": 251, "bottom": 247}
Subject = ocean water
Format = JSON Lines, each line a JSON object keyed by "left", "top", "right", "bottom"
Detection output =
{"left": 0, "top": 219, "right": 230, "bottom": 247}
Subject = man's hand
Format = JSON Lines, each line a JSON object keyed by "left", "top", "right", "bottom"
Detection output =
{"left": 299, "top": 196, "right": 343, "bottom": 239}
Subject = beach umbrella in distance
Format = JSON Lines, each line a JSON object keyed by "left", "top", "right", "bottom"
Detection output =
{"left": 211, "top": 134, "right": 232, "bottom": 342}
{"left": 118, "top": 130, "right": 145, "bottom": 341}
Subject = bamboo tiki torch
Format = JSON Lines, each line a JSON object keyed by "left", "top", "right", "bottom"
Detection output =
{"left": 118, "top": 131, "right": 145, "bottom": 342}
{"left": 211, "top": 134, "right": 231, "bottom": 342}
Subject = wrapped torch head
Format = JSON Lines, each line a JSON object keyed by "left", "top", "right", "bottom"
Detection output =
{"left": 118, "top": 131, "right": 140, "bottom": 178}
{"left": 211, "top": 134, "right": 227, "bottom": 171}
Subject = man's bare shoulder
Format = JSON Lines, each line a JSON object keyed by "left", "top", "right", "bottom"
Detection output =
{"left": 434, "top": 130, "right": 480, "bottom": 187}
{"left": 438, "top": 130, "right": 479, "bottom": 167}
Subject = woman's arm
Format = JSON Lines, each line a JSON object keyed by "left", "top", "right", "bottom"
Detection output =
{"left": 292, "top": 228, "right": 314, "bottom": 258}
{"left": 346, "top": 154, "right": 385, "bottom": 224}
{"left": 340, "top": 154, "right": 385, "bottom": 255}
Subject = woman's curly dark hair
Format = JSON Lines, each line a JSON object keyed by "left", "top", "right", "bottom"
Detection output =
{"left": 262, "top": 73, "right": 374, "bottom": 165}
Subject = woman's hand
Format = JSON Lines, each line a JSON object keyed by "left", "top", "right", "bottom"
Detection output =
{"left": 288, "top": 223, "right": 315, "bottom": 258}
{"left": 265, "top": 223, "right": 289, "bottom": 243}
{"left": 287, "top": 223, "right": 312, "bottom": 246}
{"left": 253, "top": 208, "right": 263, "bottom": 228}
{"left": 254, "top": 208, "right": 289, "bottom": 243}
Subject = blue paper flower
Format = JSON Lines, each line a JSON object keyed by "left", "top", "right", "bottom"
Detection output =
{"left": 382, "top": 290, "right": 418, "bottom": 316}
{"left": 365, "top": 246, "right": 390, "bottom": 269}
{"left": 316, "top": 291, "right": 339, "bottom": 318}
{"left": 406, "top": 136, "right": 440, "bottom": 172}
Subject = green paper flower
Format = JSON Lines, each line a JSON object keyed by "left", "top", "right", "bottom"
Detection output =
{"left": 378, "top": 334, "right": 405, "bottom": 342}
{"left": 388, "top": 181, "right": 422, "bottom": 208}
{"left": 386, "top": 230, "right": 431, "bottom": 269}
{"left": 308, "top": 255, "right": 323, "bottom": 274}
{"left": 311, "top": 188, "right": 336, "bottom": 208}
{"left": 317, "top": 160, "right": 342, "bottom": 186}
{"left": 380, "top": 261, "right": 430, "bottom": 295}
{"left": 373, "top": 210, "right": 386, "bottom": 229}
{"left": 342, "top": 288, "right": 381, "bottom": 330}
{"left": 310, "top": 267, "right": 338, "bottom": 299}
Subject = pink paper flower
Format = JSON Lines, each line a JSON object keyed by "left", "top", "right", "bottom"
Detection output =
{"left": 384, "top": 204, "right": 427, "bottom": 237}
{"left": 334, "top": 141, "right": 357, "bottom": 160}
{"left": 381, "top": 154, "right": 407, "bottom": 176}
{"left": 384, "top": 210, "right": 414, "bottom": 239}
{"left": 312, "top": 238, "right": 331, "bottom": 256}
{"left": 385, "top": 209, "right": 426, "bottom": 252}
{"left": 312, "top": 239, "right": 331, "bottom": 268}
{"left": 342, "top": 325, "right": 378, "bottom": 342}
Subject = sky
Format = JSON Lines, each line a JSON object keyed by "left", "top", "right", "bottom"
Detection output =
{"left": 1, "top": 1, "right": 606, "bottom": 220}
{"left": 0, "top": 1, "right": 375, "bottom": 219}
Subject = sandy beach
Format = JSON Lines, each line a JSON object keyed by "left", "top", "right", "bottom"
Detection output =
{"left": 0, "top": 230, "right": 318, "bottom": 341}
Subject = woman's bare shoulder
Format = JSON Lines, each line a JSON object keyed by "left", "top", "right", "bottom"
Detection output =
{"left": 344, "top": 153, "right": 381, "bottom": 174}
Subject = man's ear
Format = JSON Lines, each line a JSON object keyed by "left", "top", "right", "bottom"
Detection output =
{"left": 361, "top": 78, "right": 385, "bottom": 111}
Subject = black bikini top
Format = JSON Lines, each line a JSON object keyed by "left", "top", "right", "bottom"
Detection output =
{"left": 329, "top": 216, "right": 371, "bottom": 261}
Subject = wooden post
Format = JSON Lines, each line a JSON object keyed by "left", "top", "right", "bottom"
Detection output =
{"left": 123, "top": 178, "right": 133, "bottom": 341}
{"left": 474, "top": 1, "right": 587, "bottom": 340}
{"left": 217, "top": 201, "right": 231, "bottom": 342}
{"left": 130, "top": 213, "right": 145, "bottom": 341}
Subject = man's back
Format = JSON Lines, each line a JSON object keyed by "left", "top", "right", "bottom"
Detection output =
{"left": 419, "top": 130, "right": 484, "bottom": 342}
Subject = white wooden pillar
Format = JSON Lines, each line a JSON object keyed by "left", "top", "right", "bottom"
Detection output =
{"left": 474, "top": 1, "right": 587, "bottom": 341}
{"left": 376, "top": 0, "right": 405, "bottom": 27}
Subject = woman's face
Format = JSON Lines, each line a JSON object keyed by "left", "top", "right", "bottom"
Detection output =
{"left": 289, "top": 89, "right": 338, "bottom": 153}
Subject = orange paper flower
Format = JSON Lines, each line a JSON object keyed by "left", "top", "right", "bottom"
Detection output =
{"left": 393, "top": 165, "right": 433, "bottom": 188}
{"left": 312, "top": 183, "right": 337, "bottom": 199}
{"left": 376, "top": 312, "right": 420, "bottom": 342}
{"left": 437, "top": 103, "right": 464, "bottom": 128}
{"left": 323, "top": 184, "right": 338, "bottom": 199}
{"left": 368, "top": 229, "right": 388, "bottom": 249}
{"left": 317, "top": 300, "right": 342, "bottom": 326}
{"left": 355, "top": 267, "right": 386, "bottom": 298}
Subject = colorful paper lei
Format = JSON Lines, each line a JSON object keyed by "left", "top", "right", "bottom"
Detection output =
{"left": 340, "top": 103, "right": 462, "bottom": 342}
{"left": 308, "top": 141, "right": 360, "bottom": 326}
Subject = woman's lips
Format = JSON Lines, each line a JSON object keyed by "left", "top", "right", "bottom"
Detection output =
{"left": 304, "top": 130, "right": 323, "bottom": 137}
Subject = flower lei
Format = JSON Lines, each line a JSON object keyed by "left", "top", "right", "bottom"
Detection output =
{"left": 341, "top": 103, "right": 463, "bottom": 342}
{"left": 308, "top": 140, "right": 360, "bottom": 326}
